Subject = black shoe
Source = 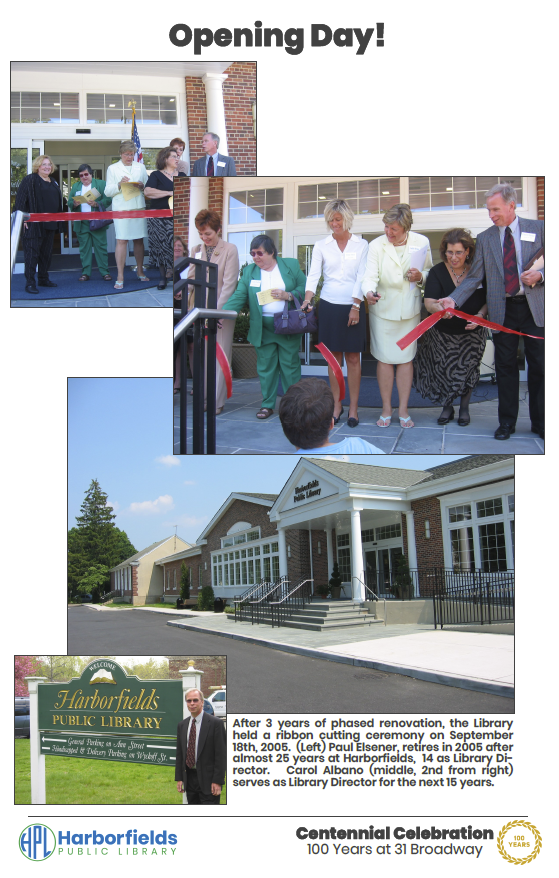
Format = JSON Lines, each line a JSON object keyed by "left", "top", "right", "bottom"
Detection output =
{"left": 458, "top": 409, "right": 470, "bottom": 427}
{"left": 347, "top": 416, "right": 359, "bottom": 428}
{"left": 437, "top": 407, "right": 454, "bottom": 425}
{"left": 531, "top": 426, "right": 544, "bottom": 439}
{"left": 38, "top": 279, "right": 57, "bottom": 287}
{"left": 495, "top": 425, "right": 515, "bottom": 440}
{"left": 157, "top": 280, "right": 167, "bottom": 290}
{"left": 25, "top": 283, "right": 39, "bottom": 294}
{"left": 333, "top": 406, "right": 344, "bottom": 425}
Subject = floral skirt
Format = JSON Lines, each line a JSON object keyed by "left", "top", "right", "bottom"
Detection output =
{"left": 413, "top": 326, "right": 488, "bottom": 406}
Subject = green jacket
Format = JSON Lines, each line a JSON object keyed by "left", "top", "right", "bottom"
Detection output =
{"left": 226, "top": 258, "right": 307, "bottom": 347}
{"left": 68, "top": 178, "right": 111, "bottom": 231}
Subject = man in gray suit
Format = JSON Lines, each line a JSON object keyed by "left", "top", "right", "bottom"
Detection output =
{"left": 440, "top": 183, "right": 544, "bottom": 440}
{"left": 191, "top": 132, "right": 237, "bottom": 176}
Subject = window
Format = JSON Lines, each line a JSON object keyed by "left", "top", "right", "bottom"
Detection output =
{"left": 337, "top": 547, "right": 351, "bottom": 579}
{"left": 298, "top": 178, "right": 400, "bottom": 219}
{"left": 508, "top": 495, "right": 515, "bottom": 513}
{"left": 11, "top": 91, "right": 79, "bottom": 123}
{"left": 361, "top": 529, "right": 375, "bottom": 543}
{"left": 477, "top": 498, "right": 503, "bottom": 518}
{"left": 449, "top": 504, "right": 472, "bottom": 523}
{"left": 479, "top": 522, "right": 508, "bottom": 571}
{"left": 337, "top": 534, "right": 350, "bottom": 547}
{"left": 86, "top": 94, "right": 177, "bottom": 125}
{"left": 376, "top": 523, "right": 402, "bottom": 541}
{"left": 211, "top": 535, "right": 280, "bottom": 590}
{"left": 450, "top": 527, "right": 475, "bottom": 571}
{"left": 227, "top": 230, "right": 283, "bottom": 268}
{"left": 409, "top": 177, "right": 523, "bottom": 212}
{"left": 221, "top": 527, "right": 260, "bottom": 548}
{"left": 229, "top": 188, "right": 284, "bottom": 224}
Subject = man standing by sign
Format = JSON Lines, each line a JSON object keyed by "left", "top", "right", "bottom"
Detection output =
{"left": 175, "top": 688, "right": 226, "bottom": 804}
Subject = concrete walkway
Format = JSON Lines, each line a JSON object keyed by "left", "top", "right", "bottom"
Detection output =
{"left": 83, "top": 603, "right": 514, "bottom": 698}
{"left": 12, "top": 287, "right": 173, "bottom": 307}
{"left": 174, "top": 377, "right": 542, "bottom": 454}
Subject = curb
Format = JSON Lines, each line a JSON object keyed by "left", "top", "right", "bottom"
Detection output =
{"left": 166, "top": 619, "right": 514, "bottom": 699}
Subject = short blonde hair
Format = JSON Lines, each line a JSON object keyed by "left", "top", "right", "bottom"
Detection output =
{"left": 119, "top": 140, "right": 136, "bottom": 155}
{"left": 32, "top": 154, "right": 57, "bottom": 175}
{"left": 324, "top": 198, "right": 354, "bottom": 232}
{"left": 383, "top": 203, "right": 413, "bottom": 233}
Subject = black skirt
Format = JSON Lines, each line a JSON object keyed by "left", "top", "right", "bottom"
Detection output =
{"left": 413, "top": 325, "right": 488, "bottom": 406}
{"left": 317, "top": 298, "right": 366, "bottom": 352}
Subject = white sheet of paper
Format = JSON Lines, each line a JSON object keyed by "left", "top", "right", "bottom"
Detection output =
{"left": 408, "top": 243, "right": 428, "bottom": 292}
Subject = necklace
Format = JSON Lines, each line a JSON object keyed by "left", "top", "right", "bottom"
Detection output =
{"left": 163, "top": 169, "right": 176, "bottom": 179}
{"left": 391, "top": 233, "right": 408, "bottom": 247}
{"left": 449, "top": 264, "right": 468, "bottom": 282}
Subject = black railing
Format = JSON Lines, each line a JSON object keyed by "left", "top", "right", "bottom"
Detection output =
{"left": 432, "top": 571, "right": 514, "bottom": 628}
{"left": 270, "top": 577, "right": 314, "bottom": 628}
{"left": 173, "top": 255, "right": 237, "bottom": 455}
{"left": 248, "top": 576, "right": 290, "bottom": 625}
{"left": 233, "top": 579, "right": 270, "bottom": 623}
{"left": 99, "top": 589, "right": 119, "bottom": 604}
{"left": 364, "top": 567, "right": 514, "bottom": 601}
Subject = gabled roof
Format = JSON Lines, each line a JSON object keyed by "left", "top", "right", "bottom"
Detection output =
{"left": 423, "top": 454, "right": 514, "bottom": 481}
{"left": 303, "top": 458, "right": 430, "bottom": 488}
{"left": 195, "top": 492, "right": 278, "bottom": 543}
{"left": 236, "top": 493, "right": 279, "bottom": 501}
{"left": 110, "top": 535, "right": 190, "bottom": 570}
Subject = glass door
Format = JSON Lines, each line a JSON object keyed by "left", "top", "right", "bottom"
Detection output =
{"left": 365, "top": 546, "right": 405, "bottom": 596}
{"left": 59, "top": 163, "right": 106, "bottom": 255}
{"left": 11, "top": 139, "right": 43, "bottom": 212}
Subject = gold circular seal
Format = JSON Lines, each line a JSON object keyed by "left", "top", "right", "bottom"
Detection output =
{"left": 497, "top": 820, "right": 542, "bottom": 864}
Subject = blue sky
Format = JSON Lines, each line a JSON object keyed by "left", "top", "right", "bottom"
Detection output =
{"left": 68, "top": 378, "right": 466, "bottom": 553}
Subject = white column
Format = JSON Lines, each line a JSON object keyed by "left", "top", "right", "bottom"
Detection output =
{"left": 26, "top": 677, "right": 47, "bottom": 805}
{"left": 350, "top": 508, "right": 365, "bottom": 601}
{"left": 202, "top": 73, "right": 229, "bottom": 156}
{"left": 179, "top": 662, "right": 204, "bottom": 806}
{"left": 188, "top": 177, "right": 210, "bottom": 250}
{"left": 405, "top": 511, "right": 418, "bottom": 594}
{"left": 325, "top": 528, "right": 334, "bottom": 580}
{"left": 277, "top": 527, "right": 288, "bottom": 578}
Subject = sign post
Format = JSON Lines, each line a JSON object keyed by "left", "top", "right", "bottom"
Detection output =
{"left": 25, "top": 676, "right": 47, "bottom": 805}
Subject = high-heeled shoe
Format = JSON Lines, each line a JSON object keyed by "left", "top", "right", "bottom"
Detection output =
{"left": 437, "top": 407, "right": 454, "bottom": 425}
{"left": 458, "top": 409, "right": 470, "bottom": 427}
{"left": 333, "top": 406, "right": 344, "bottom": 424}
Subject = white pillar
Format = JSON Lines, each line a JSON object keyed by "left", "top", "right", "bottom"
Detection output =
{"left": 350, "top": 508, "right": 365, "bottom": 601}
{"left": 179, "top": 662, "right": 204, "bottom": 806}
{"left": 325, "top": 528, "right": 334, "bottom": 581}
{"left": 277, "top": 527, "right": 288, "bottom": 578}
{"left": 202, "top": 73, "right": 229, "bottom": 156}
{"left": 405, "top": 511, "right": 419, "bottom": 595}
{"left": 26, "top": 677, "right": 47, "bottom": 805}
{"left": 188, "top": 177, "right": 210, "bottom": 250}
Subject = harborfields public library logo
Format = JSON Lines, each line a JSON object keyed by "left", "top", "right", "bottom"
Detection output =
{"left": 19, "top": 824, "right": 179, "bottom": 860}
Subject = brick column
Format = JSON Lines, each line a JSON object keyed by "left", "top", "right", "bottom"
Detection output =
{"left": 223, "top": 62, "right": 257, "bottom": 176}
{"left": 536, "top": 177, "right": 545, "bottom": 220}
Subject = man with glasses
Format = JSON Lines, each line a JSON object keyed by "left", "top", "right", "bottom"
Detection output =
{"left": 68, "top": 164, "right": 113, "bottom": 282}
{"left": 175, "top": 688, "right": 226, "bottom": 804}
{"left": 439, "top": 183, "right": 544, "bottom": 441}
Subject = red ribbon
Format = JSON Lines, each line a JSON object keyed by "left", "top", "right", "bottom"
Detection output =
{"left": 397, "top": 308, "right": 544, "bottom": 351}
{"left": 316, "top": 343, "right": 346, "bottom": 401}
{"left": 27, "top": 209, "right": 173, "bottom": 222}
{"left": 204, "top": 336, "right": 233, "bottom": 399}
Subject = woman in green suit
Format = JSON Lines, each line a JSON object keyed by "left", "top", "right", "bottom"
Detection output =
{"left": 68, "top": 164, "right": 112, "bottom": 282}
{"left": 226, "top": 235, "right": 307, "bottom": 419}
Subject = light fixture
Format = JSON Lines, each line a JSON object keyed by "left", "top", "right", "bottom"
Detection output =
{"left": 317, "top": 541, "right": 322, "bottom": 555}
{"left": 425, "top": 520, "right": 431, "bottom": 539}
{"left": 287, "top": 545, "right": 291, "bottom": 558}
{"left": 204, "top": 562, "right": 207, "bottom": 570}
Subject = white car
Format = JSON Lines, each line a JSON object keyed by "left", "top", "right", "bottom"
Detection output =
{"left": 206, "top": 688, "right": 226, "bottom": 717}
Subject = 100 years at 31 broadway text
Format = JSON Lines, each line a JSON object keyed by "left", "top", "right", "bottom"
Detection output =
{"left": 231, "top": 717, "right": 513, "bottom": 790}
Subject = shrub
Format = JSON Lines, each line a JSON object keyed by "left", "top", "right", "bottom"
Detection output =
{"left": 197, "top": 585, "right": 215, "bottom": 611}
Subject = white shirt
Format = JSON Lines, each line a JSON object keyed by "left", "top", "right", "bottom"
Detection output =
{"left": 260, "top": 264, "right": 286, "bottom": 315}
{"left": 186, "top": 711, "right": 203, "bottom": 765}
{"left": 78, "top": 182, "right": 92, "bottom": 213}
{"left": 306, "top": 234, "right": 368, "bottom": 305}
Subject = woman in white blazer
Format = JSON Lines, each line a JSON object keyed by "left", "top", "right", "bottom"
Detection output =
{"left": 362, "top": 204, "right": 432, "bottom": 429}
{"left": 104, "top": 140, "right": 149, "bottom": 290}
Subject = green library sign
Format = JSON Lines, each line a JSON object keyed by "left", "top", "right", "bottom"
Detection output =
{"left": 39, "top": 731, "right": 176, "bottom": 766}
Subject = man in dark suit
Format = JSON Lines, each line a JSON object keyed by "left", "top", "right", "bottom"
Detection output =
{"left": 175, "top": 688, "right": 226, "bottom": 804}
{"left": 191, "top": 132, "right": 237, "bottom": 176}
{"left": 440, "top": 183, "right": 544, "bottom": 440}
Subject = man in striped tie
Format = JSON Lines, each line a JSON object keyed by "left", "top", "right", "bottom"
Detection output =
{"left": 440, "top": 183, "right": 544, "bottom": 441}
{"left": 175, "top": 688, "right": 226, "bottom": 804}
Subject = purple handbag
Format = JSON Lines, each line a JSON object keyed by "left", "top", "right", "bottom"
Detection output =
{"left": 273, "top": 295, "right": 318, "bottom": 335}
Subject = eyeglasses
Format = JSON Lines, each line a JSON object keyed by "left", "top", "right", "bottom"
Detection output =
{"left": 250, "top": 250, "right": 266, "bottom": 257}
{"left": 445, "top": 250, "right": 467, "bottom": 258}
{"left": 79, "top": 172, "right": 91, "bottom": 178}
{"left": 186, "top": 699, "right": 200, "bottom": 703}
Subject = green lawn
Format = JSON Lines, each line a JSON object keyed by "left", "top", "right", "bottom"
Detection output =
{"left": 15, "top": 740, "right": 226, "bottom": 804}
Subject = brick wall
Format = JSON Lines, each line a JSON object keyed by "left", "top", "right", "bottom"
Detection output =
{"left": 222, "top": 62, "right": 256, "bottom": 176}
{"left": 185, "top": 76, "right": 208, "bottom": 175}
{"left": 536, "top": 177, "right": 544, "bottom": 220}
{"left": 209, "top": 178, "right": 224, "bottom": 215}
{"left": 168, "top": 657, "right": 227, "bottom": 695}
{"left": 411, "top": 498, "right": 445, "bottom": 571}
{"left": 174, "top": 177, "right": 190, "bottom": 244}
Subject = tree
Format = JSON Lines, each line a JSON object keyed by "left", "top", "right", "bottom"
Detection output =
{"left": 197, "top": 584, "right": 215, "bottom": 611}
{"left": 15, "top": 656, "right": 42, "bottom": 695}
{"left": 77, "top": 564, "right": 110, "bottom": 602}
{"left": 180, "top": 562, "right": 191, "bottom": 601}
{"left": 123, "top": 658, "right": 169, "bottom": 679}
{"left": 67, "top": 480, "right": 136, "bottom": 600}
{"left": 35, "top": 656, "right": 86, "bottom": 682}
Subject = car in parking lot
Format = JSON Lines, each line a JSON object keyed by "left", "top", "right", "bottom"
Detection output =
{"left": 15, "top": 697, "right": 30, "bottom": 737}
{"left": 206, "top": 688, "right": 226, "bottom": 717}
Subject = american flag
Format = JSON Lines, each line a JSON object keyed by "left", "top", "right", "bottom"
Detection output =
{"left": 131, "top": 107, "right": 143, "bottom": 163}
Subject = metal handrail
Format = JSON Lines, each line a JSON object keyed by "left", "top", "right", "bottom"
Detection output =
{"left": 174, "top": 308, "right": 237, "bottom": 342}
{"left": 352, "top": 574, "right": 379, "bottom": 601}
{"left": 248, "top": 576, "right": 289, "bottom": 625}
{"left": 269, "top": 577, "right": 314, "bottom": 628}
{"left": 11, "top": 210, "right": 27, "bottom": 275}
{"left": 269, "top": 578, "right": 313, "bottom": 606}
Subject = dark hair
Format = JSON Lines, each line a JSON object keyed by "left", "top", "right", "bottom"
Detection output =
{"left": 278, "top": 378, "right": 334, "bottom": 449}
{"left": 195, "top": 209, "right": 222, "bottom": 232}
{"left": 77, "top": 163, "right": 93, "bottom": 176}
{"left": 439, "top": 227, "right": 476, "bottom": 263}
{"left": 250, "top": 234, "right": 277, "bottom": 259}
{"left": 170, "top": 137, "right": 186, "bottom": 150}
{"left": 156, "top": 146, "right": 178, "bottom": 170}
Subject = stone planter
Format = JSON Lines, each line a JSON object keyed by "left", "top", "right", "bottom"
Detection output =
{"left": 232, "top": 343, "right": 258, "bottom": 379}
{"left": 330, "top": 586, "right": 341, "bottom": 600}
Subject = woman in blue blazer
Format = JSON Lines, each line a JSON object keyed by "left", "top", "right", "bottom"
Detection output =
{"left": 226, "top": 235, "right": 307, "bottom": 419}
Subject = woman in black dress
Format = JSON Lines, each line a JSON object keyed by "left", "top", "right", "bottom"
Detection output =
{"left": 144, "top": 147, "right": 187, "bottom": 290}
{"left": 14, "top": 154, "right": 64, "bottom": 294}
{"left": 413, "top": 228, "right": 488, "bottom": 426}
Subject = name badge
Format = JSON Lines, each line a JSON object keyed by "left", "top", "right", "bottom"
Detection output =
{"left": 344, "top": 252, "right": 356, "bottom": 260}
{"left": 250, "top": 280, "right": 261, "bottom": 287}
{"left": 521, "top": 232, "right": 536, "bottom": 242}
{"left": 409, "top": 246, "right": 421, "bottom": 252}
{"left": 217, "top": 161, "right": 226, "bottom": 167}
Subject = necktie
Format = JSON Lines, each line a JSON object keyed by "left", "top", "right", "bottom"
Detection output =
{"left": 207, "top": 155, "right": 214, "bottom": 177}
{"left": 503, "top": 226, "right": 520, "bottom": 296}
{"left": 186, "top": 718, "right": 197, "bottom": 768}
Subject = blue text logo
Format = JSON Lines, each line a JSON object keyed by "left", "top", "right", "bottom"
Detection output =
{"left": 19, "top": 824, "right": 56, "bottom": 861}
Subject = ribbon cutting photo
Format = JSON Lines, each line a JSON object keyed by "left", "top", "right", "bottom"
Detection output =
{"left": 173, "top": 179, "right": 544, "bottom": 455}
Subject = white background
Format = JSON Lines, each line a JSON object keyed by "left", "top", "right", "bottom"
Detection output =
{"left": 6, "top": 0, "right": 554, "bottom": 872}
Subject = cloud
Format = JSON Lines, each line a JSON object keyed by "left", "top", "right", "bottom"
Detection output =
{"left": 156, "top": 455, "right": 180, "bottom": 467}
{"left": 106, "top": 500, "right": 120, "bottom": 513}
{"left": 183, "top": 480, "right": 196, "bottom": 485}
{"left": 129, "top": 495, "right": 175, "bottom": 515}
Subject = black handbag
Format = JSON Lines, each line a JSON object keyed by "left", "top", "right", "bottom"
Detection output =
{"left": 273, "top": 294, "right": 318, "bottom": 335}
